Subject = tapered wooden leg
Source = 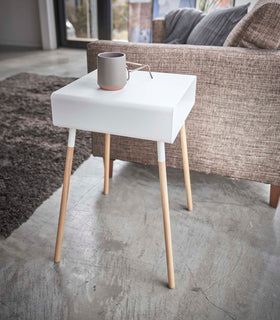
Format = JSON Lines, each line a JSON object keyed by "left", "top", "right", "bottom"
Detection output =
{"left": 104, "top": 134, "right": 110, "bottom": 195}
{"left": 157, "top": 142, "right": 175, "bottom": 289}
{"left": 270, "top": 185, "right": 280, "bottom": 208}
{"left": 54, "top": 128, "right": 76, "bottom": 263}
{"left": 180, "top": 124, "right": 193, "bottom": 211}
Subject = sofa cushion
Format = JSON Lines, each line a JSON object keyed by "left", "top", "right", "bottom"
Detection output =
{"left": 165, "top": 8, "right": 205, "bottom": 44}
{"left": 224, "top": 0, "right": 280, "bottom": 49}
{"left": 187, "top": 3, "right": 250, "bottom": 46}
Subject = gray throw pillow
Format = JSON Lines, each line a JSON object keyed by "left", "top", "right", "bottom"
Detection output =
{"left": 187, "top": 3, "right": 250, "bottom": 46}
{"left": 165, "top": 8, "right": 205, "bottom": 44}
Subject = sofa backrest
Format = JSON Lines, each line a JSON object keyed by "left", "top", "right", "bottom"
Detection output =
{"left": 153, "top": 1, "right": 280, "bottom": 49}
{"left": 152, "top": 18, "right": 165, "bottom": 43}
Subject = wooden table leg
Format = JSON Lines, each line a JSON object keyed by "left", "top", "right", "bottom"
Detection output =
{"left": 104, "top": 134, "right": 110, "bottom": 195}
{"left": 157, "top": 141, "right": 175, "bottom": 289}
{"left": 54, "top": 128, "right": 76, "bottom": 263}
{"left": 180, "top": 124, "right": 193, "bottom": 211}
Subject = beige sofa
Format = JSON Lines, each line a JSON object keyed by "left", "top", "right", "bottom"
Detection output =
{"left": 87, "top": 7, "right": 280, "bottom": 207}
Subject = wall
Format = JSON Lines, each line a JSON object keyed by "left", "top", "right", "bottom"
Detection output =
{"left": 38, "top": 0, "right": 57, "bottom": 49}
{"left": 236, "top": 0, "right": 258, "bottom": 10}
{"left": 0, "top": 0, "right": 42, "bottom": 47}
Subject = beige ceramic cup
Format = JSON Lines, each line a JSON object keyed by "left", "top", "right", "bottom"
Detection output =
{"left": 97, "top": 52, "right": 127, "bottom": 91}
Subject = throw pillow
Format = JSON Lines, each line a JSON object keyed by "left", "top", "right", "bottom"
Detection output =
{"left": 186, "top": 3, "right": 250, "bottom": 46}
{"left": 165, "top": 8, "right": 205, "bottom": 44}
{"left": 224, "top": 0, "right": 280, "bottom": 49}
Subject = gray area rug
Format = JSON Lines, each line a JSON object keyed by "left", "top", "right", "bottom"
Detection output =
{"left": 0, "top": 73, "right": 91, "bottom": 237}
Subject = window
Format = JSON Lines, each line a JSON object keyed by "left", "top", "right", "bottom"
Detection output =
{"left": 55, "top": 0, "right": 112, "bottom": 48}
{"left": 54, "top": 0, "right": 236, "bottom": 48}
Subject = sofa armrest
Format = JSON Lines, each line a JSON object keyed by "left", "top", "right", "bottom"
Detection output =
{"left": 152, "top": 18, "right": 165, "bottom": 43}
{"left": 87, "top": 40, "right": 280, "bottom": 184}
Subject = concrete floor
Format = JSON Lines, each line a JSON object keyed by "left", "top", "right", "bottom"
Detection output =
{"left": 0, "top": 46, "right": 87, "bottom": 80}
{"left": 0, "top": 47, "right": 279, "bottom": 320}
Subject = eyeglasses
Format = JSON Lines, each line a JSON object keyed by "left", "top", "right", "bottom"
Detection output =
{"left": 126, "top": 61, "right": 153, "bottom": 81}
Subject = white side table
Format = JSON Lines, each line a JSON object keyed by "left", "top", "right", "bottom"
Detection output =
{"left": 51, "top": 70, "right": 196, "bottom": 289}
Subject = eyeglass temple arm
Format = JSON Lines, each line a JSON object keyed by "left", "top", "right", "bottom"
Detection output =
{"left": 126, "top": 61, "right": 153, "bottom": 79}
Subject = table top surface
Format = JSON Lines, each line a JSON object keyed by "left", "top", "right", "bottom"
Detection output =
{"left": 51, "top": 70, "right": 196, "bottom": 143}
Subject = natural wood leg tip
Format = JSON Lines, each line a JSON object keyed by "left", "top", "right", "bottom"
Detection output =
{"left": 169, "top": 283, "right": 175, "bottom": 289}
{"left": 188, "top": 205, "right": 193, "bottom": 211}
{"left": 54, "top": 251, "right": 61, "bottom": 263}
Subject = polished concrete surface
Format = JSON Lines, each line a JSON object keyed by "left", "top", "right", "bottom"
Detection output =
{"left": 0, "top": 47, "right": 279, "bottom": 320}
{"left": 0, "top": 46, "right": 87, "bottom": 80}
